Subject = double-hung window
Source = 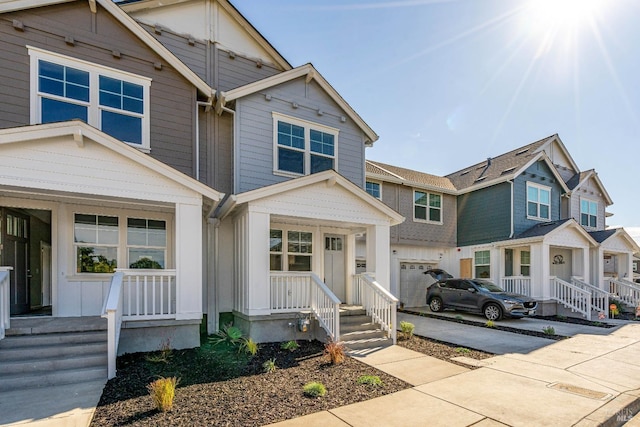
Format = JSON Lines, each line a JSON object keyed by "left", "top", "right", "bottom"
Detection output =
{"left": 269, "top": 228, "right": 313, "bottom": 272}
{"left": 580, "top": 199, "right": 598, "bottom": 228}
{"left": 475, "top": 250, "right": 490, "bottom": 279}
{"left": 30, "top": 47, "right": 151, "bottom": 150}
{"left": 414, "top": 190, "right": 442, "bottom": 223}
{"left": 527, "top": 182, "right": 551, "bottom": 220}
{"left": 127, "top": 218, "right": 167, "bottom": 269}
{"left": 74, "top": 214, "right": 119, "bottom": 273}
{"left": 366, "top": 181, "right": 381, "bottom": 199}
{"left": 520, "top": 251, "right": 530, "bottom": 276}
{"left": 273, "top": 113, "right": 338, "bottom": 176}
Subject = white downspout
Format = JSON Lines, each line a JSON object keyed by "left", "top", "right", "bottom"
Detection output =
{"left": 220, "top": 106, "right": 236, "bottom": 193}
{"left": 509, "top": 180, "right": 514, "bottom": 238}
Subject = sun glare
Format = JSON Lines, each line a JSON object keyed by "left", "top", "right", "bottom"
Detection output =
{"left": 525, "top": 0, "right": 604, "bottom": 33}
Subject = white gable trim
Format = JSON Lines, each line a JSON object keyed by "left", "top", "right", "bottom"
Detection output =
{"left": 217, "top": 64, "right": 378, "bottom": 144}
{"left": 570, "top": 170, "right": 614, "bottom": 205}
{"left": 600, "top": 229, "right": 640, "bottom": 253}
{"left": 535, "top": 134, "right": 580, "bottom": 174}
{"left": 495, "top": 219, "right": 598, "bottom": 247}
{"left": 0, "top": 0, "right": 214, "bottom": 99}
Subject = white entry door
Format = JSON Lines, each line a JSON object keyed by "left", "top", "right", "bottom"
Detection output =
{"left": 550, "top": 248, "right": 573, "bottom": 281}
{"left": 324, "top": 235, "right": 346, "bottom": 302}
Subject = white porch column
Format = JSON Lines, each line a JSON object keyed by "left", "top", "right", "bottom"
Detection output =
{"left": 366, "top": 224, "right": 391, "bottom": 291}
{"left": 538, "top": 243, "right": 551, "bottom": 300}
{"left": 345, "top": 233, "right": 356, "bottom": 304}
{"left": 175, "top": 202, "right": 203, "bottom": 320}
{"left": 580, "top": 247, "right": 591, "bottom": 285}
{"left": 245, "top": 208, "right": 271, "bottom": 315}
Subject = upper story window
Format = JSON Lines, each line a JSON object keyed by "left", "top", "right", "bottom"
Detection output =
{"left": 29, "top": 46, "right": 151, "bottom": 151}
{"left": 580, "top": 199, "right": 598, "bottom": 228}
{"left": 366, "top": 181, "right": 381, "bottom": 199}
{"left": 273, "top": 113, "right": 338, "bottom": 177}
{"left": 414, "top": 190, "right": 442, "bottom": 223}
{"left": 527, "top": 182, "right": 551, "bottom": 221}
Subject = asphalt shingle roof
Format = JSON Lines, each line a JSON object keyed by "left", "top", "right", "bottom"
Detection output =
{"left": 366, "top": 160, "right": 457, "bottom": 192}
{"left": 566, "top": 170, "right": 593, "bottom": 190}
{"left": 588, "top": 229, "right": 618, "bottom": 243}
{"left": 514, "top": 219, "right": 572, "bottom": 239}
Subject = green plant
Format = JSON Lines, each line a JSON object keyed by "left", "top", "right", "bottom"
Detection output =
{"left": 209, "top": 323, "right": 243, "bottom": 346}
{"left": 147, "top": 376, "right": 179, "bottom": 412}
{"left": 324, "top": 340, "right": 346, "bottom": 365}
{"left": 129, "top": 257, "right": 163, "bottom": 269}
{"left": 542, "top": 326, "right": 555, "bottom": 335}
{"left": 357, "top": 375, "right": 383, "bottom": 387}
{"left": 303, "top": 381, "right": 326, "bottom": 398}
{"left": 399, "top": 321, "right": 415, "bottom": 340}
{"left": 557, "top": 315, "right": 567, "bottom": 320}
{"left": 239, "top": 337, "right": 259, "bottom": 356}
{"left": 455, "top": 315, "right": 464, "bottom": 320}
{"left": 145, "top": 338, "right": 173, "bottom": 363}
{"left": 280, "top": 340, "right": 300, "bottom": 352}
{"left": 262, "top": 358, "right": 277, "bottom": 373}
{"left": 485, "top": 320, "right": 495, "bottom": 328}
{"left": 455, "top": 347, "right": 471, "bottom": 355}
{"left": 610, "top": 301, "right": 621, "bottom": 318}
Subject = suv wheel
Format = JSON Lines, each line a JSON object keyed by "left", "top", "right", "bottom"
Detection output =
{"left": 429, "top": 297, "right": 444, "bottom": 312}
{"left": 484, "top": 303, "right": 502, "bottom": 321}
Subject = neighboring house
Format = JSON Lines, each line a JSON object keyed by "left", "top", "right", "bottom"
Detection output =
{"left": 362, "top": 160, "right": 457, "bottom": 308}
{"left": 0, "top": 0, "right": 402, "bottom": 364}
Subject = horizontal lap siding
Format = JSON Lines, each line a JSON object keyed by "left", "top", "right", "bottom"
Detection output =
{"left": 457, "top": 182, "right": 511, "bottom": 246}
{"left": 217, "top": 51, "right": 281, "bottom": 91}
{"left": 513, "top": 161, "right": 563, "bottom": 236}
{"left": 569, "top": 177, "right": 607, "bottom": 230}
{"left": 236, "top": 78, "right": 366, "bottom": 193}
{"left": 0, "top": 2, "right": 196, "bottom": 177}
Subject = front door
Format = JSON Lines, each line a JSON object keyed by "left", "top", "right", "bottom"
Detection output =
{"left": 460, "top": 258, "right": 472, "bottom": 279}
{"left": 2, "top": 209, "right": 30, "bottom": 315}
{"left": 324, "top": 235, "right": 345, "bottom": 302}
{"left": 550, "top": 248, "right": 573, "bottom": 282}
{"left": 505, "top": 249, "right": 514, "bottom": 277}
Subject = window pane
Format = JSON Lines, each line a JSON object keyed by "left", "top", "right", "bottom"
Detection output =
{"left": 521, "top": 251, "right": 530, "bottom": 264}
{"left": 415, "top": 205, "right": 426, "bottom": 220}
{"left": 527, "top": 186, "right": 538, "bottom": 202}
{"left": 521, "top": 266, "right": 530, "bottom": 276}
{"left": 101, "top": 111, "right": 142, "bottom": 145}
{"left": 270, "top": 254, "right": 282, "bottom": 271}
{"left": 123, "top": 97, "right": 144, "bottom": 114}
{"left": 581, "top": 213, "right": 588, "bottom": 226}
{"left": 100, "top": 91, "right": 121, "bottom": 109}
{"left": 475, "top": 265, "right": 490, "bottom": 279}
{"left": 288, "top": 231, "right": 312, "bottom": 254}
{"left": 99, "top": 75, "right": 121, "bottom": 94}
{"left": 539, "top": 189, "right": 550, "bottom": 204}
{"left": 270, "top": 230, "right": 282, "bottom": 252}
{"left": 590, "top": 215, "right": 597, "bottom": 228}
{"left": 288, "top": 255, "right": 311, "bottom": 271}
{"left": 278, "top": 148, "right": 304, "bottom": 174}
{"left": 429, "top": 207, "right": 441, "bottom": 222}
{"left": 429, "top": 194, "right": 441, "bottom": 208}
{"left": 123, "top": 81, "right": 143, "bottom": 99}
{"left": 310, "top": 130, "right": 334, "bottom": 156}
{"left": 97, "top": 215, "right": 119, "bottom": 245}
{"left": 414, "top": 191, "right": 427, "bottom": 206}
{"left": 277, "top": 121, "right": 304, "bottom": 149}
{"left": 66, "top": 83, "right": 89, "bottom": 102}
{"left": 540, "top": 204, "right": 549, "bottom": 219}
{"left": 589, "top": 202, "right": 597, "bottom": 215}
{"left": 41, "top": 98, "right": 88, "bottom": 123}
{"left": 310, "top": 154, "right": 333, "bottom": 173}
{"left": 366, "top": 182, "right": 380, "bottom": 198}
{"left": 39, "top": 60, "right": 64, "bottom": 80}
{"left": 128, "top": 248, "right": 165, "bottom": 269}
{"left": 66, "top": 67, "right": 89, "bottom": 87}
{"left": 39, "top": 77, "right": 64, "bottom": 97}
{"left": 77, "top": 246, "right": 117, "bottom": 273}
{"left": 581, "top": 200, "right": 588, "bottom": 213}
{"left": 527, "top": 201, "right": 537, "bottom": 217}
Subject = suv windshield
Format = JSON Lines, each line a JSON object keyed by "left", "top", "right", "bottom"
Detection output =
{"left": 472, "top": 280, "right": 504, "bottom": 293}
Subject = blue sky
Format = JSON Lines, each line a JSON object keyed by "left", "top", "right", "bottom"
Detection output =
{"left": 231, "top": 0, "right": 639, "bottom": 236}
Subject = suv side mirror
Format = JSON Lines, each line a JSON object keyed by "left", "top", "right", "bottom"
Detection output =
{"left": 467, "top": 288, "right": 476, "bottom": 293}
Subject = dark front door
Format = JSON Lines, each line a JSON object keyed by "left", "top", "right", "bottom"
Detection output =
{"left": 505, "top": 249, "right": 514, "bottom": 277}
{"left": 2, "top": 209, "right": 30, "bottom": 315}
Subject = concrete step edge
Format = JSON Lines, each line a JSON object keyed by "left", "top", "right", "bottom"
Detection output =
{"left": 0, "top": 366, "right": 107, "bottom": 392}
{"left": 0, "top": 353, "right": 107, "bottom": 374}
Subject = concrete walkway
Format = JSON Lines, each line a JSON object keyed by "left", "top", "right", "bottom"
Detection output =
{"left": 268, "top": 322, "right": 640, "bottom": 427}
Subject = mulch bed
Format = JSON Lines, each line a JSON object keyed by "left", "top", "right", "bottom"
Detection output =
{"left": 396, "top": 334, "right": 493, "bottom": 368}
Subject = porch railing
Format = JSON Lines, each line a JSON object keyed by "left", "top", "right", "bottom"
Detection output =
{"left": 501, "top": 276, "right": 531, "bottom": 296}
{"left": 551, "top": 276, "right": 592, "bottom": 320}
{"left": 0, "top": 268, "right": 12, "bottom": 341}
{"left": 353, "top": 273, "right": 398, "bottom": 344}
{"left": 119, "top": 269, "right": 177, "bottom": 321}
{"left": 101, "top": 271, "right": 124, "bottom": 380}
{"left": 571, "top": 277, "right": 609, "bottom": 318}
{"left": 269, "top": 272, "right": 341, "bottom": 342}
{"left": 607, "top": 278, "right": 640, "bottom": 309}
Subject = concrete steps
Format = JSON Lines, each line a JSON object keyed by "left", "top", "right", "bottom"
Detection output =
{"left": 339, "top": 309, "right": 393, "bottom": 352}
{"left": 0, "top": 318, "right": 108, "bottom": 392}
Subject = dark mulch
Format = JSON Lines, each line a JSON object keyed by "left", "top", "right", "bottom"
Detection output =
{"left": 397, "top": 334, "right": 493, "bottom": 368}
{"left": 91, "top": 340, "right": 411, "bottom": 427}
{"left": 534, "top": 315, "right": 617, "bottom": 328}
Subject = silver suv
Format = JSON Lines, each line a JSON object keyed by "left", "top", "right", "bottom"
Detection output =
{"left": 426, "top": 278, "right": 537, "bottom": 321}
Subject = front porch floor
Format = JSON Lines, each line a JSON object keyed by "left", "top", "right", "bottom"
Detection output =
{"left": 6, "top": 316, "right": 106, "bottom": 336}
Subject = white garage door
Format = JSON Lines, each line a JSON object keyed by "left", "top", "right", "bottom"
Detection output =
{"left": 400, "top": 262, "right": 436, "bottom": 308}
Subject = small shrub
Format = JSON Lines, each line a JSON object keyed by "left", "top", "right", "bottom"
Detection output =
{"left": 399, "top": 321, "right": 415, "bottom": 340}
{"left": 485, "top": 320, "right": 495, "bottom": 328}
{"left": 280, "top": 340, "right": 300, "bottom": 352}
{"left": 240, "top": 337, "right": 259, "bottom": 356}
{"left": 262, "top": 358, "right": 277, "bottom": 373}
{"left": 147, "top": 376, "right": 179, "bottom": 412}
{"left": 357, "top": 375, "right": 383, "bottom": 387}
{"left": 324, "top": 340, "right": 346, "bottom": 365}
{"left": 557, "top": 315, "right": 567, "bottom": 320}
{"left": 303, "top": 381, "right": 326, "bottom": 398}
{"left": 542, "top": 326, "right": 555, "bottom": 335}
{"left": 145, "top": 338, "right": 172, "bottom": 364}
{"left": 455, "top": 315, "right": 464, "bottom": 320}
{"left": 610, "top": 302, "right": 621, "bottom": 318}
{"left": 455, "top": 347, "right": 471, "bottom": 355}
{"left": 209, "top": 323, "right": 243, "bottom": 346}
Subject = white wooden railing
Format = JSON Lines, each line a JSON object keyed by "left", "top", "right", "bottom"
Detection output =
{"left": 607, "top": 278, "right": 640, "bottom": 309}
{"left": 551, "top": 276, "right": 592, "bottom": 320}
{"left": 0, "top": 267, "right": 12, "bottom": 341}
{"left": 101, "top": 271, "right": 124, "bottom": 380}
{"left": 119, "top": 269, "right": 177, "bottom": 320}
{"left": 571, "top": 277, "right": 609, "bottom": 318}
{"left": 353, "top": 273, "right": 398, "bottom": 344}
{"left": 501, "top": 276, "right": 532, "bottom": 296}
{"left": 269, "top": 272, "right": 341, "bottom": 342}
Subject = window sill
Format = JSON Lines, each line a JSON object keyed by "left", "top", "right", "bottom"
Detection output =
{"left": 526, "top": 216, "right": 551, "bottom": 222}
{"left": 67, "top": 274, "right": 114, "bottom": 282}
{"left": 273, "top": 170, "right": 305, "bottom": 179}
{"left": 413, "top": 219, "right": 444, "bottom": 225}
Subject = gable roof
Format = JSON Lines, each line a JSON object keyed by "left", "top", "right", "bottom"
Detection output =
{"left": 566, "top": 169, "right": 613, "bottom": 205}
{"left": 216, "top": 63, "right": 378, "bottom": 145}
{"left": 216, "top": 169, "right": 404, "bottom": 225}
{"left": 590, "top": 228, "right": 640, "bottom": 252}
{"left": 366, "top": 160, "right": 457, "bottom": 194}
{"left": 0, "top": 121, "right": 223, "bottom": 203}
{"left": 0, "top": 0, "right": 214, "bottom": 99}
{"left": 120, "top": 0, "right": 291, "bottom": 70}
{"left": 496, "top": 218, "right": 598, "bottom": 246}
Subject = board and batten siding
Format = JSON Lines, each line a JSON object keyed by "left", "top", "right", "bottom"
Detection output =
{"left": 457, "top": 182, "right": 511, "bottom": 247}
{"left": 512, "top": 161, "right": 564, "bottom": 236}
{"left": 235, "top": 78, "right": 366, "bottom": 193}
{"left": 0, "top": 2, "right": 197, "bottom": 177}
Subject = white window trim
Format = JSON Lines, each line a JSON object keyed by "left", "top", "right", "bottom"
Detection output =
{"left": 126, "top": 218, "right": 168, "bottom": 269}
{"left": 269, "top": 224, "right": 315, "bottom": 272}
{"left": 29, "top": 46, "right": 152, "bottom": 152}
{"left": 579, "top": 197, "right": 598, "bottom": 228}
{"left": 526, "top": 181, "right": 551, "bottom": 221}
{"left": 413, "top": 189, "right": 443, "bottom": 225}
{"left": 272, "top": 112, "right": 339, "bottom": 178}
{"left": 365, "top": 180, "right": 382, "bottom": 200}
{"left": 474, "top": 249, "right": 491, "bottom": 279}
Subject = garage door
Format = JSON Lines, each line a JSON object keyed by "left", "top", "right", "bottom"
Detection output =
{"left": 400, "top": 262, "right": 436, "bottom": 308}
